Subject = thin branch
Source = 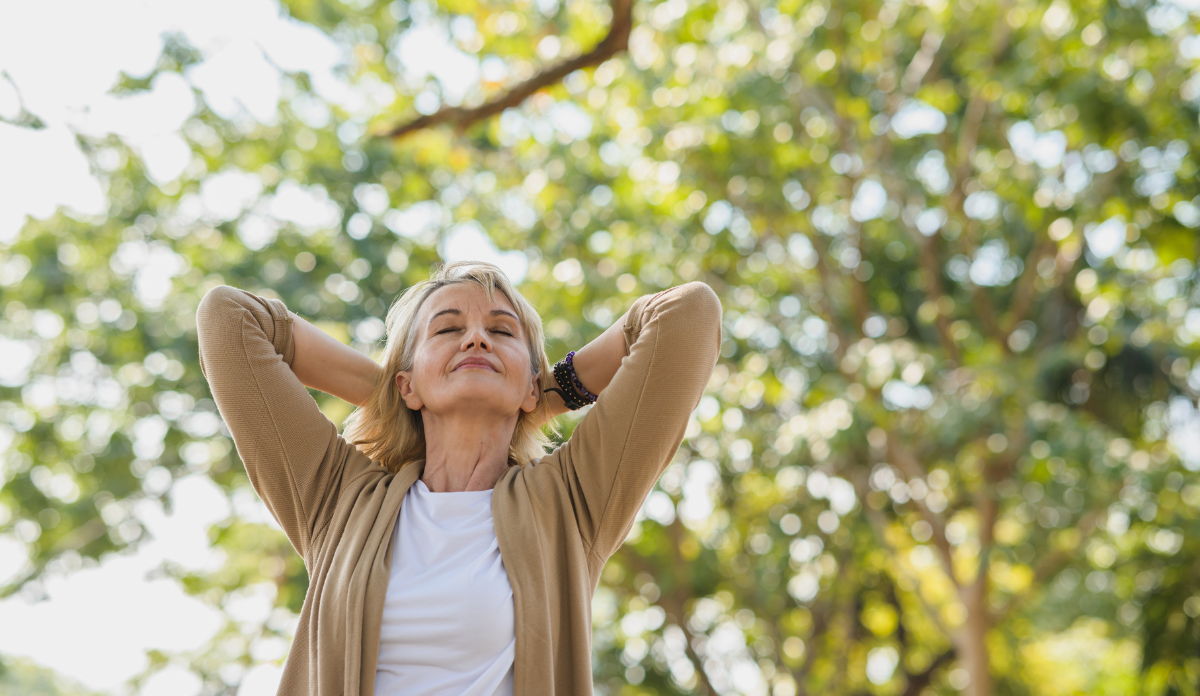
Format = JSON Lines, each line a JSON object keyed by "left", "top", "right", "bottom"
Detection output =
{"left": 942, "top": 195, "right": 1006, "bottom": 348}
{"left": 938, "top": 10, "right": 1013, "bottom": 350}
{"left": 954, "top": 6, "right": 1012, "bottom": 182}
{"left": 1, "top": 516, "right": 108, "bottom": 599}
{"left": 846, "top": 244, "right": 870, "bottom": 333}
{"left": 885, "top": 434, "right": 959, "bottom": 587}
{"left": 664, "top": 599, "right": 717, "bottom": 696}
{"left": 968, "top": 272, "right": 1005, "bottom": 344}
{"left": 872, "top": 172, "right": 961, "bottom": 364}
{"left": 0, "top": 70, "right": 44, "bottom": 128}
{"left": 1003, "top": 239, "right": 1055, "bottom": 335}
{"left": 992, "top": 510, "right": 1101, "bottom": 623}
{"left": 832, "top": 132, "right": 873, "bottom": 335}
{"left": 379, "top": 0, "right": 634, "bottom": 140}
{"left": 772, "top": 552, "right": 849, "bottom": 696}
{"left": 913, "top": 232, "right": 963, "bottom": 364}
{"left": 861, "top": 496, "right": 954, "bottom": 637}
{"left": 619, "top": 522, "right": 717, "bottom": 695}
{"left": 764, "top": 607, "right": 825, "bottom": 696}
{"left": 808, "top": 236, "right": 855, "bottom": 355}
{"left": 828, "top": 553, "right": 857, "bottom": 695}
{"left": 901, "top": 28, "right": 945, "bottom": 94}
{"left": 971, "top": 421, "right": 1027, "bottom": 592}
{"left": 663, "top": 520, "right": 718, "bottom": 696}
{"left": 902, "top": 649, "right": 956, "bottom": 696}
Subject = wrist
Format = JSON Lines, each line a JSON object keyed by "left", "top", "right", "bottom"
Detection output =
{"left": 545, "top": 351, "right": 599, "bottom": 411}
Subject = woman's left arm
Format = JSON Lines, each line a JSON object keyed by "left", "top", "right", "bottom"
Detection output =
{"left": 543, "top": 282, "right": 723, "bottom": 563}
{"left": 541, "top": 308, "right": 633, "bottom": 419}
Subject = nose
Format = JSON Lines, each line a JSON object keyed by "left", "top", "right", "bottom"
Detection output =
{"left": 460, "top": 323, "right": 491, "bottom": 352}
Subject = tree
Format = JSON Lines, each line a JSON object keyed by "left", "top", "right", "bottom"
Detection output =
{"left": 2, "top": 0, "right": 1200, "bottom": 693}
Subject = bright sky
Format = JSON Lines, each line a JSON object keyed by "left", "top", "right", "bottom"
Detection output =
{"left": 0, "top": 476, "right": 227, "bottom": 692}
{"left": 0, "top": 0, "right": 543, "bottom": 281}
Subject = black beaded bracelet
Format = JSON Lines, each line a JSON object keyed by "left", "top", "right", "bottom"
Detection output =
{"left": 563, "top": 351, "right": 597, "bottom": 401}
{"left": 543, "top": 350, "right": 598, "bottom": 410}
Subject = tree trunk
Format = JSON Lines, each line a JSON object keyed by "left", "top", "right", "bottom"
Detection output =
{"left": 956, "top": 579, "right": 992, "bottom": 696}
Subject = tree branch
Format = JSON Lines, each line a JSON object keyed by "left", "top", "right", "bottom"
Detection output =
{"left": 885, "top": 434, "right": 959, "bottom": 587}
{"left": 0, "top": 70, "right": 45, "bottom": 129}
{"left": 972, "top": 421, "right": 1027, "bottom": 591}
{"left": 902, "top": 649, "right": 956, "bottom": 696}
{"left": 860, "top": 495, "right": 954, "bottom": 637}
{"left": 378, "top": 0, "right": 634, "bottom": 140}
{"left": 1003, "top": 239, "right": 1054, "bottom": 335}
{"left": 764, "top": 607, "right": 824, "bottom": 696}
{"left": 901, "top": 28, "right": 945, "bottom": 94}
{"left": 992, "top": 509, "right": 1101, "bottom": 624}
{"left": 940, "top": 9, "right": 1013, "bottom": 350}
{"left": 808, "top": 235, "right": 855, "bottom": 356}
{"left": 915, "top": 232, "right": 963, "bottom": 364}
{"left": 618, "top": 523, "right": 717, "bottom": 695}
{"left": 953, "top": 6, "right": 1012, "bottom": 182}
{"left": 1, "top": 516, "right": 109, "bottom": 599}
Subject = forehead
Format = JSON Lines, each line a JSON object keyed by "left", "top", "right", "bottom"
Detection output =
{"left": 422, "top": 283, "right": 519, "bottom": 320}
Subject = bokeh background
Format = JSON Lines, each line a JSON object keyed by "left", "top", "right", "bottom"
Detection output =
{"left": 3, "top": 0, "right": 1200, "bottom": 693}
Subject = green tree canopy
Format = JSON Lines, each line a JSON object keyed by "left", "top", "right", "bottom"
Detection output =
{"left": 2, "top": 0, "right": 1200, "bottom": 693}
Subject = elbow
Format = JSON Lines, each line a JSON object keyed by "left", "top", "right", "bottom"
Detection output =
{"left": 642, "top": 281, "right": 722, "bottom": 359}
{"left": 195, "top": 285, "right": 246, "bottom": 381}
{"left": 197, "top": 285, "right": 294, "bottom": 369}
{"left": 196, "top": 285, "right": 243, "bottom": 333}
{"left": 676, "top": 281, "right": 723, "bottom": 349}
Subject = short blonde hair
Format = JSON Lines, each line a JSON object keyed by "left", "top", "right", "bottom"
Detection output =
{"left": 342, "top": 260, "right": 559, "bottom": 472}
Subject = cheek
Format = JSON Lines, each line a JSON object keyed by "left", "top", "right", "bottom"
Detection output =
{"left": 504, "top": 346, "right": 533, "bottom": 380}
{"left": 411, "top": 346, "right": 449, "bottom": 384}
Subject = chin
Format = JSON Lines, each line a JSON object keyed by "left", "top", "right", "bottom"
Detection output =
{"left": 433, "top": 386, "right": 519, "bottom": 411}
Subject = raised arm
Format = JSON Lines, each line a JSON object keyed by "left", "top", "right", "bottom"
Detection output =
{"left": 541, "top": 307, "right": 631, "bottom": 419}
{"left": 288, "top": 311, "right": 385, "bottom": 408}
{"left": 545, "top": 281, "right": 722, "bottom": 563}
{"left": 196, "top": 286, "right": 376, "bottom": 563}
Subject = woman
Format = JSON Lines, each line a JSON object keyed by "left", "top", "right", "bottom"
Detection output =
{"left": 195, "top": 260, "right": 722, "bottom": 696}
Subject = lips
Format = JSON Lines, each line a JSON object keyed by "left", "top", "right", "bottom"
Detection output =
{"left": 454, "top": 357, "right": 496, "bottom": 372}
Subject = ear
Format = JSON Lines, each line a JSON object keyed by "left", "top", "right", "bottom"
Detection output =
{"left": 519, "top": 370, "right": 540, "bottom": 414}
{"left": 395, "top": 370, "right": 424, "bottom": 411}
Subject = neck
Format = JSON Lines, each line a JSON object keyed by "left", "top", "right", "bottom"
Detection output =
{"left": 419, "top": 410, "right": 518, "bottom": 492}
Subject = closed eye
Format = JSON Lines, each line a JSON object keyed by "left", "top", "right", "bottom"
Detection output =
{"left": 436, "top": 327, "right": 514, "bottom": 336}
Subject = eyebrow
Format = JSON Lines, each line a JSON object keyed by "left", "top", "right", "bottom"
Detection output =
{"left": 428, "top": 308, "right": 520, "bottom": 325}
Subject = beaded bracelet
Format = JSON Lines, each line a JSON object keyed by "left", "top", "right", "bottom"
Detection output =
{"left": 543, "top": 350, "right": 599, "bottom": 410}
{"left": 563, "top": 351, "right": 597, "bottom": 401}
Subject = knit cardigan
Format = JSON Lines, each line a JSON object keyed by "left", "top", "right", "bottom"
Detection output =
{"left": 195, "top": 280, "right": 722, "bottom": 695}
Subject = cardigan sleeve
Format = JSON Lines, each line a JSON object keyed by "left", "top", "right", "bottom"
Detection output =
{"left": 196, "top": 285, "right": 376, "bottom": 563}
{"left": 545, "top": 281, "right": 722, "bottom": 563}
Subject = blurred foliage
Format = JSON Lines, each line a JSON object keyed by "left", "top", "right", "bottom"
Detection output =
{"left": 0, "top": 657, "right": 104, "bottom": 696}
{"left": 3, "top": 0, "right": 1200, "bottom": 694}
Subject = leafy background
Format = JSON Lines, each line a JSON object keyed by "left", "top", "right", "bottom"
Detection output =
{"left": 2, "top": 0, "right": 1200, "bottom": 693}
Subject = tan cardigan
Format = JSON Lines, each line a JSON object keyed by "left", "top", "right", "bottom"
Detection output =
{"left": 195, "top": 280, "right": 722, "bottom": 695}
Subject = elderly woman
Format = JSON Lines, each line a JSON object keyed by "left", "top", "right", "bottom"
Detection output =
{"left": 195, "top": 260, "right": 721, "bottom": 696}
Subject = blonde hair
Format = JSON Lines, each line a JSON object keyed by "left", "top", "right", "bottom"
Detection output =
{"left": 342, "top": 260, "right": 560, "bottom": 472}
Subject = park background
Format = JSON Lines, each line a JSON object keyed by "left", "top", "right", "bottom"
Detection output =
{"left": 2, "top": 0, "right": 1200, "bottom": 693}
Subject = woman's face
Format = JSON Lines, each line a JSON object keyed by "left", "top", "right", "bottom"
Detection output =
{"left": 395, "top": 283, "right": 540, "bottom": 419}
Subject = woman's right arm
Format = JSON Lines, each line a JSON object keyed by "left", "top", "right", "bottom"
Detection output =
{"left": 196, "top": 286, "right": 376, "bottom": 562}
{"left": 288, "top": 311, "right": 385, "bottom": 408}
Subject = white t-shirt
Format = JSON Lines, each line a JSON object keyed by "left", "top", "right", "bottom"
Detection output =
{"left": 373, "top": 478, "right": 516, "bottom": 696}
